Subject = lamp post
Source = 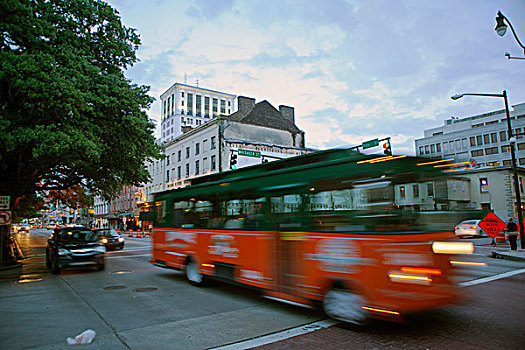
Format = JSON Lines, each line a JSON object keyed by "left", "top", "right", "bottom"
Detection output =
{"left": 495, "top": 11, "right": 525, "bottom": 58}
{"left": 451, "top": 91, "right": 525, "bottom": 248}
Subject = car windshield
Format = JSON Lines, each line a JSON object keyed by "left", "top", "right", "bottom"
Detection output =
{"left": 57, "top": 229, "right": 98, "bottom": 243}
{"left": 96, "top": 229, "right": 119, "bottom": 237}
{"left": 461, "top": 220, "right": 478, "bottom": 225}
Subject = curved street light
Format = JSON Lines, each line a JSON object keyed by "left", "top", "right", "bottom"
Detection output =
{"left": 451, "top": 91, "right": 525, "bottom": 249}
{"left": 495, "top": 11, "right": 525, "bottom": 57}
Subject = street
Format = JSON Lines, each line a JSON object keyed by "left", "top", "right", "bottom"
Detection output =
{"left": 1, "top": 229, "right": 524, "bottom": 349}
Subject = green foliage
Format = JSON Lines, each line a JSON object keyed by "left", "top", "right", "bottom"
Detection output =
{"left": 0, "top": 0, "right": 162, "bottom": 206}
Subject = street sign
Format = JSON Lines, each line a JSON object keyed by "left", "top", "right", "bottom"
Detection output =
{"left": 238, "top": 149, "right": 261, "bottom": 158}
{"left": 0, "top": 196, "right": 10, "bottom": 210}
{"left": 478, "top": 212, "right": 507, "bottom": 238}
{"left": 362, "top": 139, "right": 379, "bottom": 149}
{"left": 0, "top": 211, "right": 12, "bottom": 225}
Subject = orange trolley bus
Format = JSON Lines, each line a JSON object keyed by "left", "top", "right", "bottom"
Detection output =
{"left": 151, "top": 148, "right": 479, "bottom": 325}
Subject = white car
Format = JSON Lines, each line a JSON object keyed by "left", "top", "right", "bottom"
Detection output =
{"left": 455, "top": 220, "right": 484, "bottom": 238}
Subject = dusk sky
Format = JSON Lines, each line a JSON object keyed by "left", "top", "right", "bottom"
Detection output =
{"left": 107, "top": 0, "right": 525, "bottom": 155}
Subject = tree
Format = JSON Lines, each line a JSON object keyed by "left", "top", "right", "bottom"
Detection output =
{"left": 0, "top": 0, "right": 162, "bottom": 265}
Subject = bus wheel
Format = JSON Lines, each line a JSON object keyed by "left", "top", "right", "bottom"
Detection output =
{"left": 323, "top": 285, "right": 368, "bottom": 326}
{"left": 185, "top": 258, "right": 204, "bottom": 286}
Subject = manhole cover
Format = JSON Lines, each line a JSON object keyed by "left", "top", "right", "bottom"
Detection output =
{"left": 111, "top": 269, "right": 132, "bottom": 274}
{"left": 132, "top": 287, "right": 158, "bottom": 293}
{"left": 103, "top": 285, "right": 127, "bottom": 290}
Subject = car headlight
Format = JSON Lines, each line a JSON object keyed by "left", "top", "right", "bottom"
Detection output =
{"left": 95, "top": 245, "right": 106, "bottom": 253}
{"left": 58, "top": 248, "right": 70, "bottom": 256}
{"left": 100, "top": 238, "right": 108, "bottom": 244}
{"left": 118, "top": 237, "right": 124, "bottom": 242}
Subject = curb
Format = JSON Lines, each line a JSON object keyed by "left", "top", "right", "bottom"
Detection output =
{"left": 491, "top": 250, "right": 525, "bottom": 262}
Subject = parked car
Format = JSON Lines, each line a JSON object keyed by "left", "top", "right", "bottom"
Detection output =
{"left": 16, "top": 223, "right": 31, "bottom": 233}
{"left": 46, "top": 226, "right": 105, "bottom": 274}
{"left": 93, "top": 228, "right": 125, "bottom": 250}
{"left": 455, "top": 219, "right": 484, "bottom": 238}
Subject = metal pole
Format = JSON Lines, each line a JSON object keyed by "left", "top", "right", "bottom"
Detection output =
{"left": 503, "top": 90, "right": 525, "bottom": 248}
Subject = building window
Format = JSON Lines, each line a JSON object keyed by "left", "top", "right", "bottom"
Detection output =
{"left": 476, "top": 135, "right": 483, "bottom": 146}
{"left": 181, "top": 92, "right": 184, "bottom": 98}
{"left": 519, "top": 159, "right": 525, "bottom": 166}
{"left": 178, "top": 150, "right": 181, "bottom": 161}
{"left": 425, "top": 145, "right": 430, "bottom": 154}
{"left": 166, "top": 155, "right": 170, "bottom": 166}
{"left": 455, "top": 139, "right": 461, "bottom": 149}
{"left": 211, "top": 155, "right": 216, "bottom": 170}
{"left": 204, "top": 97, "right": 210, "bottom": 117}
{"left": 203, "top": 139, "right": 208, "bottom": 151}
{"left": 196, "top": 95, "right": 201, "bottom": 116}
{"left": 471, "top": 150, "right": 483, "bottom": 157}
{"left": 503, "top": 160, "right": 512, "bottom": 166}
{"left": 220, "top": 100, "right": 226, "bottom": 114}
{"left": 177, "top": 166, "right": 181, "bottom": 180}
{"left": 400, "top": 186, "right": 406, "bottom": 199}
{"left": 213, "top": 98, "right": 218, "bottom": 117}
{"left": 427, "top": 183, "right": 434, "bottom": 197}
{"left": 419, "top": 146, "right": 424, "bottom": 155}
{"left": 472, "top": 123, "right": 484, "bottom": 128}
{"left": 486, "top": 161, "right": 500, "bottom": 167}
{"left": 187, "top": 93, "right": 193, "bottom": 115}
{"left": 480, "top": 178, "right": 488, "bottom": 193}
{"left": 195, "top": 160, "right": 200, "bottom": 175}
{"left": 449, "top": 141, "right": 454, "bottom": 151}
{"left": 443, "top": 142, "right": 448, "bottom": 152}
{"left": 436, "top": 143, "right": 441, "bottom": 152}
{"left": 491, "top": 133, "right": 498, "bottom": 143}
{"left": 485, "top": 147, "right": 499, "bottom": 155}
{"left": 211, "top": 136, "right": 216, "bottom": 150}
{"left": 413, "top": 184, "right": 419, "bottom": 198}
{"left": 430, "top": 144, "right": 435, "bottom": 153}
{"left": 166, "top": 170, "right": 170, "bottom": 182}
{"left": 196, "top": 143, "right": 200, "bottom": 155}
{"left": 518, "top": 143, "right": 525, "bottom": 151}
{"left": 185, "top": 164, "right": 189, "bottom": 177}
{"left": 462, "top": 182, "right": 466, "bottom": 192}
{"left": 501, "top": 145, "right": 511, "bottom": 153}
{"left": 470, "top": 137, "right": 476, "bottom": 147}
{"left": 500, "top": 130, "right": 507, "bottom": 142}
{"left": 203, "top": 157, "right": 207, "bottom": 172}
{"left": 462, "top": 138, "right": 467, "bottom": 148}
{"left": 483, "top": 134, "right": 490, "bottom": 144}
{"left": 186, "top": 147, "right": 190, "bottom": 158}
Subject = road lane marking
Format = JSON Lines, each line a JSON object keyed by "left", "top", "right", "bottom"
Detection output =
{"left": 210, "top": 319, "right": 338, "bottom": 350}
{"left": 460, "top": 268, "right": 525, "bottom": 287}
{"left": 105, "top": 253, "right": 151, "bottom": 259}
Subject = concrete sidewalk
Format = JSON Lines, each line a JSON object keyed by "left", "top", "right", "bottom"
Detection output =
{"left": 491, "top": 249, "right": 525, "bottom": 262}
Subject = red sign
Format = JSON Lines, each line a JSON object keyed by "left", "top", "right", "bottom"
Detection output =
{"left": 478, "top": 212, "right": 507, "bottom": 238}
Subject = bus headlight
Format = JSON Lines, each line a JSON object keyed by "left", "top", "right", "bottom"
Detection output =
{"left": 432, "top": 242, "right": 473, "bottom": 255}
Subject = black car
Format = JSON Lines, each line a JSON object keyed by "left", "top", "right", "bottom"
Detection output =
{"left": 46, "top": 226, "right": 105, "bottom": 274}
{"left": 93, "top": 228, "right": 125, "bottom": 250}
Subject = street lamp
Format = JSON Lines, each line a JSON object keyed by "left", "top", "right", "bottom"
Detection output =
{"left": 451, "top": 91, "right": 525, "bottom": 249}
{"left": 495, "top": 11, "right": 525, "bottom": 57}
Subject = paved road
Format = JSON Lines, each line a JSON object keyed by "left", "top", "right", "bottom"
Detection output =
{"left": 1, "top": 229, "right": 524, "bottom": 349}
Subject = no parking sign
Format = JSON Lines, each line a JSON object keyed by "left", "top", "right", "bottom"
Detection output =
{"left": 0, "top": 211, "right": 12, "bottom": 225}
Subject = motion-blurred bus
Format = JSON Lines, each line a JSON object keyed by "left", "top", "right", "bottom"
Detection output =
{"left": 150, "top": 148, "right": 480, "bottom": 325}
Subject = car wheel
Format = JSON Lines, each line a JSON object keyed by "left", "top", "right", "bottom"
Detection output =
{"left": 51, "top": 257, "right": 60, "bottom": 275}
{"left": 185, "top": 258, "right": 205, "bottom": 286}
{"left": 323, "top": 284, "right": 368, "bottom": 326}
{"left": 45, "top": 249, "right": 51, "bottom": 268}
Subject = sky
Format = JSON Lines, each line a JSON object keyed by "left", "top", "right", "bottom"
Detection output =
{"left": 107, "top": 0, "right": 525, "bottom": 155}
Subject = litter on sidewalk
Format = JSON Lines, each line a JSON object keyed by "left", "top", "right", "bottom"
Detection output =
{"left": 66, "top": 329, "right": 96, "bottom": 345}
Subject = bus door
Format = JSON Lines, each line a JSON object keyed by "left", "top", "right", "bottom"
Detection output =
{"left": 271, "top": 194, "right": 306, "bottom": 295}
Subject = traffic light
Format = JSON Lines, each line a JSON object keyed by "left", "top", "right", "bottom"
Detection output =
{"left": 229, "top": 153, "right": 238, "bottom": 169}
{"left": 383, "top": 140, "right": 392, "bottom": 156}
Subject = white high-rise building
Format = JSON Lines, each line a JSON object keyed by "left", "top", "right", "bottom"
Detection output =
{"left": 415, "top": 103, "right": 525, "bottom": 168}
{"left": 160, "top": 83, "right": 236, "bottom": 143}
